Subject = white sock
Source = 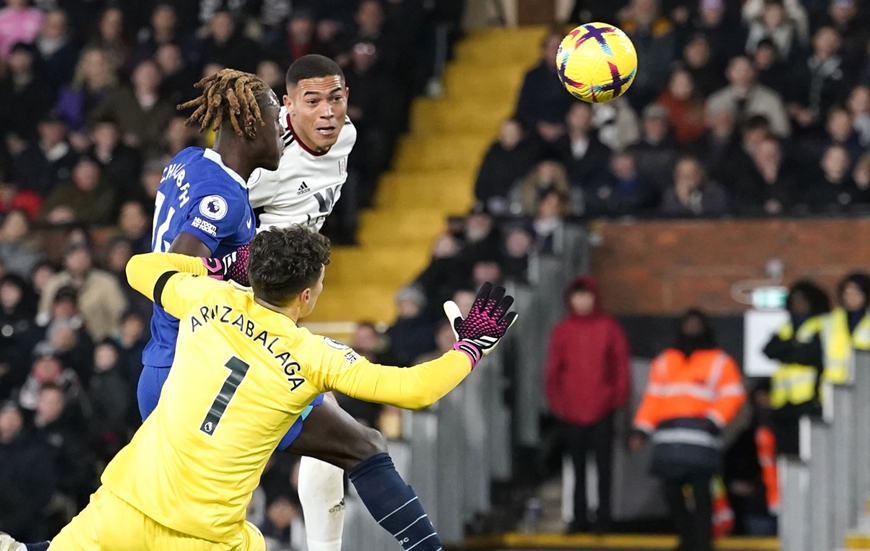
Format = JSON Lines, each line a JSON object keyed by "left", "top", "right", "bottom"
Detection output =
{"left": 298, "top": 457, "right": 345, "bottom": 551}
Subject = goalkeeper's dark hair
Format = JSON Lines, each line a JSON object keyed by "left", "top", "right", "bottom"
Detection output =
{"left": 248, "top": 227, "right": 331, "bottom": 306}
{"left": 285, "top": 54, "right": 345, "bottom": 86}
{"left": 178, "top": 69, "right": 271, "bottom": 140}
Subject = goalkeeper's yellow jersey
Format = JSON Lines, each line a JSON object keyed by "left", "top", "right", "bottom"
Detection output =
{"left": 102, "top": 253, "right": 472, "bottom": 543}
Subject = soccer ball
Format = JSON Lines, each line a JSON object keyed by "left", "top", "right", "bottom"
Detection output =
{"left": 555, "top": 23, "right": 638, "bottom": 104}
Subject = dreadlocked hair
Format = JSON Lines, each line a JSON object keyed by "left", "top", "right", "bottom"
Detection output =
{"left": 178, "top": 69, "right": 270, "bottom": 140}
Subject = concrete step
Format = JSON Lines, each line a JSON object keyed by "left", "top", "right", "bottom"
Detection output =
{"left": 394, "top": 133, "right": 493, "bottom": 171}
{"left": 326, "top": 247, "right": 430, "bottom": 286}
{"left": 411, "top": 98, "right": 513, "bottom": 134}
{"left": 441, "top": 63, "right": 529, "bottom": 100}
{"left": 455, "top": 27, "right": 550, "bottom": 65}
{"left": 303, "top": 283, "right": 398, "bottom": 323}
{"left": 357, "top": 208, "right": 446, "bottom": 248}
{"left": 375, "top": 169, "right": 476, "bottom": 211}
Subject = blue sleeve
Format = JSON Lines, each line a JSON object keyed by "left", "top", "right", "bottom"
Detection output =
{"left": 179, "top": 184, "right": 246, "bottom": 255}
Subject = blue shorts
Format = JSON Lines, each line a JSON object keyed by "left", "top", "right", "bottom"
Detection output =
{"left": 137, "top": 365, "right": 324, "bottom": 451}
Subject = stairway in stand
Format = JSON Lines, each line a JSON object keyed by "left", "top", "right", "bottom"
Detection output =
{"left": 303, "top": 26, "right": 548, "bottom": 337}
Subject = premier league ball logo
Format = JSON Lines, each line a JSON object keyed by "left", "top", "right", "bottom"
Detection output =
{"left": 199, "top": 195, "right": 228, "bottom": 221}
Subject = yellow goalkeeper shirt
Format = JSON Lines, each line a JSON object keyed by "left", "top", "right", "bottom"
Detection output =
{"left": 102, "top": 253, "right": 472, "bottom": 542}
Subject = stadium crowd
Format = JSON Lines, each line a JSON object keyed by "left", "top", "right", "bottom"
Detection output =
{"left": 2, "top": 0, "right": 870, "bottom": 547}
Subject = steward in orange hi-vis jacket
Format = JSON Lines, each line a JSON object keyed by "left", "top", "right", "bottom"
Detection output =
{"left": 631, "top": 310, "right": 746, "bottom": 551}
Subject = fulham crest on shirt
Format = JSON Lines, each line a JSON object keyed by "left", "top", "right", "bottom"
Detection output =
{"left": 248, "top": 106, "right": 357, "bottom": 232}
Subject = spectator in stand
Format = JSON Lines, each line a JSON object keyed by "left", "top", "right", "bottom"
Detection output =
{"left": 631, "top": 309, "right": 746, "bottom": 551}
{"left": 116, "top": 201, "right": 151, "bottom": 254}
{"left": 161, "top": 116, "right": 199, "bottom": 159}
{"left": 723, "top": 115, "right": 774, "bottom": 190}
{"left": 31, "top": 383, "right": 93, "bottom": 520}
{"left": 628, "top": 103, "right": 679, "bottom": 193}
{"left": 661, "top": 155, "right": 729, "bottom": 216}
{"left": 0, "top": 174, "right": 42, "bottom": 219}
{"left": 589, "top": 151, "right": 658, "bottom": 217}
{"left": 89, "top": 7, "right": 129, "bottom": 73}
{"left": 41, "top": 287, "right": 94, "bottom": 385}
{"left": 350, "top": 322, "right": 395, "bottom": 365}
{"left": 854, "top": 152, "right": 870, "bottom": 196}
{"left": 533, "top": 188, "right": 571, "bottom": 255}
{"left": 691, "top": 0, "right": 746, "bottom": 72}
{"left": 35, "top": 9, "right": 77, "bottom": 99}
{"left": 40, "top": 157, "right": 116, "bottom": 225}
{"left": 138, "top": 158, "right": 164, "bottom": 203}
{"left": 515, "top": 29, "right": 575, "bottom": 143}
{"left": 113, "top": 309, "right": 147, "bottom": 382}
{"left": 804, "top": 144, "right": 868, "bottom": 212}
{"left": 14, "top": 114, "right": 78, "bottom": 198}
{"left": 682, "top": 34, "right": 727, "bottom": 99}
{"left": 847, "top": 85, "right": 870, "bottom": 147}
{"left": 656, "top": 66, "right": 707, "bottom": 145}
{"left": 155, "top": 43, "right": 197, "bottom": 107}
{"left": 269, "top": 9, "right": 317, "bottom": 68}
{"left": 386, "top": 286, "right": 435, "bottom": 367}
{"left": 744, "top": 0, "right": 803, "bottom": 62}
{"left": 511, "top": 159, "right": 572, "bottom": 217}
{"left": 475, "top": 119, "right": 541, "bottom": 216}
{"left": 822, "top": 0, "right": 867, "bottom": 71}
{"left": 257, "top": 59, "right": 285, "bottom": 101}
{"left": 17, "top": 345, "right": 83, "bottom": 414}
{"left": 0, "top": 273, "right": 39, "bottom": 398}
{"left": 808, "top": 107, "right": 864, "bottom": 164}
{"left": 0, "top": 42, "right": 49, "bottom": 143}
{"left": 104, "top": 236, "right": 149, "bottom": 317}
{"left": 0, "top": 0, "right": 43, "bottom": 60}
{"left": 788, "top": 27, "right": 849, "bottom": 134}
{"left": 0, "top": 400, "right": 54, "bottom": 540}
{"left": 695, "top": 105, "right": 737, "bottom": 185}
{"left": 707, "top": 56, "right": 791, "bottom": 138}
{"left": 620, "top": 0, "right": 677, "bottom": 111}
{"left": 415, "top": 233, "right": 463, "bottom": 314}
{"left": 751, "top": 38, "right": 791, "bottom": 101}
{"left": 414, "top": 320, "right": 457, "bottom": 364}
{"left": 545, "top": 276, "right": 630, "bottom": 533}
{"left": 742, "top": 0, "right": 810, "bottom": 46}
{"left": 261, "top": 494, "right": 306, "bottom": 551}
{"left": 198, "top": 9, "right": 260, "bottom": 74}
{"left": 592, "top": 97, "right": 641, "bottom": 152}
{"left": 89, "top": 118, "right": 141, "bottom": 201}
{"left": 0, "top": 209, "right": 41, "bottom": 277}
{"left": 556, "top": 102, "right": 612, "bottom": 189}
{"left": 131, "top": 3, "right": 197, "bottom": 67}
{"left": 734, "top": 138, "right": 796, "bottom": 215}
{"left": 457, "top": 203, "right": 503, "bottom": 270}
{"left": 38, "top": 242, "right": 127, "bottom": 342}
{"left": 55, "top": 48, "right": 119, "bottom": 135}
{"left": 29, "top": 259, "right": 56, "bottom": 303}
{"left": 86, "top": 340, "right": 130, "bottom": 465}
{"left": 501, "top": 224, "right": 534, "bottom": 283}
{"left": 91, "top": 59, "right": 175, "bottom": 158}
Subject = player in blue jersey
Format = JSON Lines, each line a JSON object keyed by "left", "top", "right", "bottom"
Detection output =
{"left": 134, "top": 66, "right": 447, "bottom": 551}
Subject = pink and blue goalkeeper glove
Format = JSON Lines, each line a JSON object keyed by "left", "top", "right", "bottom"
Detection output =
{"left": 202, "top": 244, "right": 251, "bottom": 286}
{"left": 443, "top": 282, "right": 518, "bottom": 368}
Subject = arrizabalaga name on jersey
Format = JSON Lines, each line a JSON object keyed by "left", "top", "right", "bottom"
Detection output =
{"left": 247, "top": 106, "right": 357, "bottom": 232}
{"left": 188, "top": 303, "right": 333, "bottom": 392}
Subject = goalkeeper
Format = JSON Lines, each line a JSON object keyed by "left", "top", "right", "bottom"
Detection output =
{"left": 1, "top": 226, "right": 517, "bottom": 551}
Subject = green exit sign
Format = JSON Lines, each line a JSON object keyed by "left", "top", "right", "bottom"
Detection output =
{"left": 752, "top": 286, "right": 787, "bottom": 310}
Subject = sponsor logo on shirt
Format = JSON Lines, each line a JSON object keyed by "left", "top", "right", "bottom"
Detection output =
{"left": 200, "top": 195, "right": 228, "bottom": 220}
{"left": 191, "top": 217, "right": 218, "bottom": 237}
{"left": 297, "top": 182, "right": 311, "bottom": 195}
{"left": 344, "top": 351, "right": 361, "bottom": 364}
{"left": 323, "top": 337, "right": 350, "bottom": 350}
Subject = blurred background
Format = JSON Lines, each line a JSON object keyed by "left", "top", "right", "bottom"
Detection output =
{"left": 1, "top": 0, "right": 870, "bottom": 549}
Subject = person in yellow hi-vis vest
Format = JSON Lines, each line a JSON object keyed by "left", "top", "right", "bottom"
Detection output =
{"left": 820, "top": 273, "right": 870, "bottom": 385}
{"left": 763, "top": 281, "right": 830, "bottom": 455}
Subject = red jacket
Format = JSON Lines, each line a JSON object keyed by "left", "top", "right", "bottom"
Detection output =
{"left": 544, "top": 277, "right": 632, "bottom": 425}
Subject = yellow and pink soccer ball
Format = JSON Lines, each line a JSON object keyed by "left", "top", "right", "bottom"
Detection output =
{"left": 555, "top": 23, "right": 638, "bottom": 104}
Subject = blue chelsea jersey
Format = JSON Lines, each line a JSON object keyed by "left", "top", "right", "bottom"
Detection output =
{"left": 143, "top": 147, "right": 256, "bottom": 368}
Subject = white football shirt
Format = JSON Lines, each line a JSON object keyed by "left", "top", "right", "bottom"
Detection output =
{"left": 247, "top": 106, "right": 357, "bottom": 232}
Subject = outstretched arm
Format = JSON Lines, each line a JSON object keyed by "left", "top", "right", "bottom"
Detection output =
{"left": 126, "top": 252, "right": 225, "bottom": 319}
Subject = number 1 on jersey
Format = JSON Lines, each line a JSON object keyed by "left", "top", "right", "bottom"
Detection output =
{"left": 200, "top": 356, "right": 250, "bottom": 436}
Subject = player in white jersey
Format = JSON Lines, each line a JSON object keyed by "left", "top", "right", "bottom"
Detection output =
{"left": 240, "top": 56, "right": 446, "bottom": 551}
{"left": 248, "top": 104, "right": 356, "bottom": 232}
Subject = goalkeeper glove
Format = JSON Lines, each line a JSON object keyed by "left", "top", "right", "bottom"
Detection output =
{"left": 443, "top": 282, "right": 518, "bottom": 368}
{"left": 201, "top": 244, "right": 250, "bottom": 286}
